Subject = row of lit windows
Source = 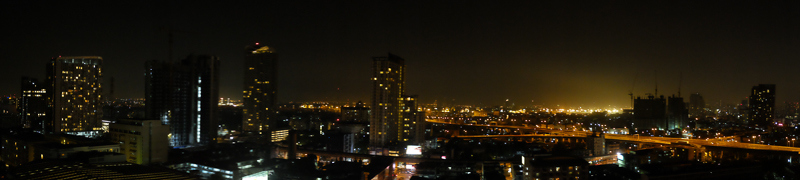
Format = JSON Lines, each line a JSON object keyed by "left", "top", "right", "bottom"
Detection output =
{"left": 23, "top": 90, "right": 46, "bottom": 93}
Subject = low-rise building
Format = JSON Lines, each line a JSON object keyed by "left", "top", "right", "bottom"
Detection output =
{"left": 522, "top": 156, "right": 588, "bottom": 180}
{"left": 1, "top": 133, "right": 120, "bottom": 167}
{"left": 108, "top": 119, "right": 170, "bottom": 165}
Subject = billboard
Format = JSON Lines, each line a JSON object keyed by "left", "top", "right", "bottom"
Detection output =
{"left": 406, "top": 145, "right": 422, "bottom": 155}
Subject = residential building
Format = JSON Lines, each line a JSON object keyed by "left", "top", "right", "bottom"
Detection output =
{"left": 46, "top": 56, "right": 103, "bottom": 134}
{"left": 749, "top": 84, "right": 776, "bottom": 127}
{"left": 242, "top": 43, "right": 278, "bottom": 135}
{"left": 370, "top": 53, "right": 405, "bottom": 149}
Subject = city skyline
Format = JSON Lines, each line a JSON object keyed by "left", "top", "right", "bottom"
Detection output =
{"left": 5, "top": 2, "right": 800, "bottom": 179}
{"left": 3, "top": 1, "right": 800, "bottom": 108}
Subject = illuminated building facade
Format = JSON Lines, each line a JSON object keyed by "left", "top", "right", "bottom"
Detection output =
{"left": 370, "top": 53, "right": 405, "bottom": 148}
{"left": 401, "top": 95, "right": 425, "bottom": 144}
{"left": 109, "top": 119, "right": 170, "bottom": 165}
{"left": 242, "top": 43, "right": 278, "bottom": 135}
{"left": 46, "top": 56, "right": 103, "bottom": 134}
{"left": 20, "top": 77, "right": 47, "bottom": 132}
{"left": 145, "top": 55, "right": 219, "bottom": 148}
{"left": 749, "top": 84, "right": 775, "bottom": 127}
{"left": 271, "top": 129, "right": 289, "bottom": 142}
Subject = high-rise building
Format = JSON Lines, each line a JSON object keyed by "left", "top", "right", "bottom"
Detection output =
{"left": 688, "top": 93, "right": 705, "bottom": 117}
{"left": 109, "top": 119, "right": 170, "bottom": 165}
{"left": 242, "top": 43, "right": 278, "bottom": 135}
{"left": 370, "top": 53, "right": 405, "bottom": 148}
{"left": 401, "top": 95, "right": 425, "bottom": 144}
{"left": 749, "top": 84, "right": 775, "bottom": 127}
{"left": 666, "top": 95, "right": 688, "bottom": 130}
{"left": 145, "top": 55, "right": 219, "bottom": 148}
{"left": 20, "top": 77, "right": 47, "bottom": 132}
{"left": 633, "top": 95, "right": 666, "bottom": 131}
{"left": 46, "top": 56, "right": 103, "bottom": 134}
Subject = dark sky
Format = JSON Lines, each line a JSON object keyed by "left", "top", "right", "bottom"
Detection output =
{"left": 2, "top": 1, "right": 800, "bottom": 109}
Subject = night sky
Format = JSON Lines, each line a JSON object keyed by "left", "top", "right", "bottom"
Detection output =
{"left": 2, "top": 1, "right": 800, "bottom": 108}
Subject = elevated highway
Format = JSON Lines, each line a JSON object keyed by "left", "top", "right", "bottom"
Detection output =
{"left": 428, "top": 119, "right": 800, "bottom": 153}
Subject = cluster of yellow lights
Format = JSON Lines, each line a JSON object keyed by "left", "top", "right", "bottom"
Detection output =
{"left": 251, "top": 46, "right": 273, "bottom": 54}
{"left": 541, "top": 108, "right": 622, "bottom": 114}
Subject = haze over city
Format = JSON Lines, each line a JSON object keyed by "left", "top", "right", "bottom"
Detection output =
{"left": 3, "top": 1, "right": 800, "bottom": 108}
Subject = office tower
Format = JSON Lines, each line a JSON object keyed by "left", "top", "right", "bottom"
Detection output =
{"left": 109, "top": 119, "right": 170, "bottom": 165}
{"left": 666, "top": 95, "right": 688, "bottom": 130}
{"left": 633, "top": 95, "right": 666, "bottom": 131}
{"left": 20, "top": 77, "right": 47, "bottom": 132}
{"left": 242, "top": 43, "right": 278, "bottom": 135}
{"left": 46, "top": 56, "right": 103, "bottom": 134}
{"left": 145, "top": 55, "right": 220, "bottom": 148}
{"left": 749, "top": 84, "right": 775, "bottom": 127}
{"left": 370, "top": 53, "right": 405, "bottom": 148}
{"left": 688, "top": 93, "right": 705, "bottom": 117}
{"left": 401, "top": 95, "right": 425, "bottom": 144}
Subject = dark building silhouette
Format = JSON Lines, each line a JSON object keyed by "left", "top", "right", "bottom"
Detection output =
{"left": 46, "top": 56, "right": 103, "bottom": 134}
{"left": 688, "top": 93, "right": 705, "bottom": 117}
{"left": 633, "top": 95, "right": 666, "bottom": 131}
{"left": 749, "top": 84, "right": 775, "bottom": 127}
{"left": 145, "top": 55, "right": 220, "bottom": 148}
{"left": 341, "top": 101, "right": 369, "bottom": 123}
{"left": 20, "top": 77, "right": 47, "bottom": 132}
{"left": 219, "top": 105, "right": 243, "bottom": 132}
{"left": 370, "top": 53, "right": 405, "bottom": 149}
{"left": 242, "top": 43, "right": 278, "bottom": 135}
{"left": 666, "top": 95, "right": 689, "bottom": 130}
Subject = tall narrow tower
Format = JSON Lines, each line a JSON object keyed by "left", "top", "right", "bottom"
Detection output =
{"left": 242, "top": 43, "right": 278, "bottom": 135}
{"left": 749, "top": 84, "right": 775, "bottom": 127}
{"left": 46, "top": 56, "right": 103, "bottom": 134}
{"left": 20, "top": 77, "right": 47, "bottom": 132}
{"left": 370, "top": 53, "right": 405, "bottom": 148}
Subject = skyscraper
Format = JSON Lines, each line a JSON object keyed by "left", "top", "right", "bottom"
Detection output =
{"left": 666, "top": 95, "right": 688, "bottom": 130}
{"left": 749, "top": 84, "right": 775, "bottom": 127}
{"left": 688, "top": 93, "right": 705, "bottom": 117}
{"left": 146, "top": 55, "right": 220, "bottom": 147}
{"left": 46, "top": 56, "right": 103, "bottom": 134}
{"left": 242, "top": 44, "right": 278, "bottom": 135}
{"left": 633, "top": 95, "right": 666, "bottom": 131}
{"left": 370, "top": 53, "right": 405, "bottom": 148}
{"left": 20, "top": 77, "right": 47, "bottom": 132}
